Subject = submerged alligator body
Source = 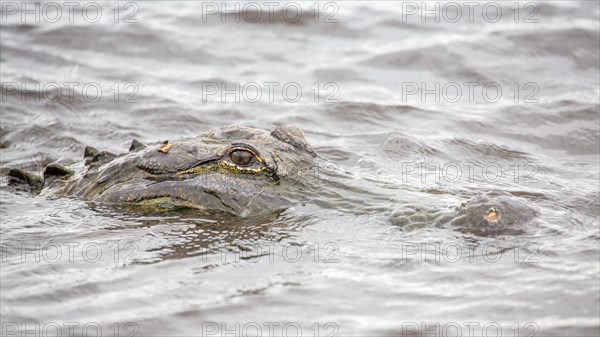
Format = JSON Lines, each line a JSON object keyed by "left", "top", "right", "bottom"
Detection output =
{"left": 7, "top": 125, "right": 539, "bottom": 228}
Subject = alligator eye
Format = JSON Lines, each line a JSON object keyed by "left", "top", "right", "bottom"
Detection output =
{"left": 230, "top": 149, "right": 255, "bottom": 166}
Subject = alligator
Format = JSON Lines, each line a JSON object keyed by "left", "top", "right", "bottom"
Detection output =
{"left": 6, "top": 125, "right": 539, "bottom": 228}
{"left": 7, "top": 125, "right": 320, "bottom": 217}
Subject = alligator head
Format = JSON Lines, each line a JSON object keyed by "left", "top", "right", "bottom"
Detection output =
{"left": 10, "top": 125, "right": 319, "bottom": 217}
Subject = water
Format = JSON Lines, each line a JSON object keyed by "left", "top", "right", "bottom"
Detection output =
{"left": 1, "top": 1, "right": 599, "bottom": 336}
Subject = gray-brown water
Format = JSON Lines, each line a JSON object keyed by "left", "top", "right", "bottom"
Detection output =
{"left": 1, "top": 1, "right": 599, "bottom": 336}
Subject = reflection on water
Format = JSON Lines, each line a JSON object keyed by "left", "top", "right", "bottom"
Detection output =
{"left": 1, "top": 1, "right": 599, "bottom": 336}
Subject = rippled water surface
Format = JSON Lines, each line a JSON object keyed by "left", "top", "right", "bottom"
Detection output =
{"left": 1, "top": 1, "right": 599, "bottom": 336}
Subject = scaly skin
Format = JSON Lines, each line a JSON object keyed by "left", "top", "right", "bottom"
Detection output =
{"left": 15, "top": 125, "right": 319, "bottom": 217}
